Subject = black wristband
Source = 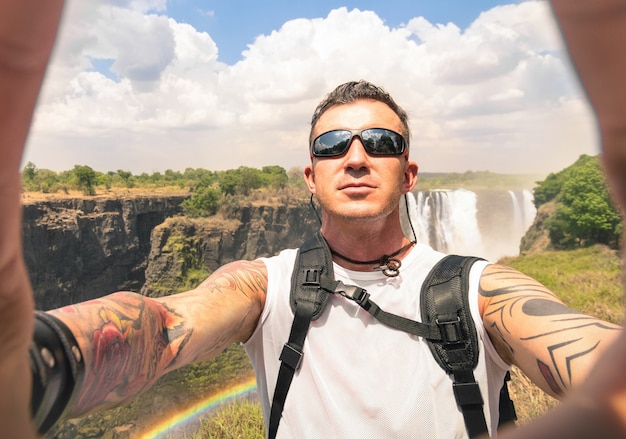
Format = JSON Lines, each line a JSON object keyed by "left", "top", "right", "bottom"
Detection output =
{"left": 30, "top": 311, "right": 85, "bottom": 434}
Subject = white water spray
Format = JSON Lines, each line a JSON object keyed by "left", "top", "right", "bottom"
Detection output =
{"left": 402, "top": 189, "right": 537, "bottom": 262}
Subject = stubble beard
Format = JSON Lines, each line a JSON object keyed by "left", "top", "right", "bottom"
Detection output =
{"left": 319, "top": 191, "right": 403, "bottom": 225}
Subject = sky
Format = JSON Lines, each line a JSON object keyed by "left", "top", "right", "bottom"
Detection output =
{"left": 24, "top": 0, "right": 599, "bottom": 176}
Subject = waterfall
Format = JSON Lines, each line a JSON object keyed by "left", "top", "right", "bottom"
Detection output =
{"left": 403, "top": 189, "right": 537, "bottom": 262}
{"left": 411, "top": 190, "right": 483, "bottom": 256}
{"left": 508, "top": 190, "right": 537, "bottom": 241}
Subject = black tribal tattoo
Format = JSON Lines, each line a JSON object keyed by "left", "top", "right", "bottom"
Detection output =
{"left": 480, "top": 265, "right": 619, "bottom": 394}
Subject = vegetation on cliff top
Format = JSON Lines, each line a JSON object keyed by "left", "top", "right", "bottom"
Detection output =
{"left": 20, "top": 161, "right": 538, "bottom": 198}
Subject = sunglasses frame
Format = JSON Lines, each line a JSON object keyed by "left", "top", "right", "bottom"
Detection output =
{"left": 310, "top": 128, "right": 407, "bottom": 158}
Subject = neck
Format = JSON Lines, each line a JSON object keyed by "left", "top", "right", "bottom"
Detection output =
{"left": 321, "top": 217, "right": 413, "bottom": 272}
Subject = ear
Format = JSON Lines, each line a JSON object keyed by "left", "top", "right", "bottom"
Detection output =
{"left": 303, "top": 164, "right": 316, "bottom": 194}
{"left": 402, "top": 160, "right": 419, "bottom": 194}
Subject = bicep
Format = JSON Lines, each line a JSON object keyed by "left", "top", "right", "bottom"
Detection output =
{"left": 157, "top": 259, "right": 267, "bottom": 364}
{"left": 479, "top": 264, "right": 620, "bottom": 398}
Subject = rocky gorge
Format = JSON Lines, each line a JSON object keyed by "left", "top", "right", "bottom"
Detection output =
{"left": 23, "top": 189, "right": 539, "bottom": 311}
{"left": 22, "top": 194, "right": 321, "bottom": 310}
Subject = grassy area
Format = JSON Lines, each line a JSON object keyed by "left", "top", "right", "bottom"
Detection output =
{"left": 194, "top": 400, "right": 264, "bottom": 439}
{"left": 417, "top": 171, "right": 542, "bottom": 191}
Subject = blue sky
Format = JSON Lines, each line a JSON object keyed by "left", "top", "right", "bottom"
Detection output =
{"left": 166, "top": 0, "right": 521, "bottom": 65}
{"left": 27, "top": 0, "right": 597, "bottom": 176}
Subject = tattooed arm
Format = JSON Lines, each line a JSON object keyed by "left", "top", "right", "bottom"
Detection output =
{"left": 478, "top": 264, "right": 620, "bottom": 398}
{"left": 48, "top": 259, "right": 267, "bottom": 418}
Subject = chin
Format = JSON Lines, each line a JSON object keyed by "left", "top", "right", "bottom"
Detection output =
{"left": 333, "top": 206, "right": 391, "bottom": 222}
{"left": 319, "top": 195, "right": 401, "bottom": 222}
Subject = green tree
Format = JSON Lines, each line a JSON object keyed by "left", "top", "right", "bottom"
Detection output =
{"left": 540, "top": 155, "right": 621, "bottom": 249}
{"left": 164, "top": 169, "right": 182, "bottom": 182}
{"left": 116, "top": 170, "right": 133, "bottom": 187}
{"left": 22, "top": 161, "right": 37, "bottom": 181}
{"left": 21, "top": 161, "right": 38, "bottom": 191}
{"left": 218, "top": 171, "right": 239, "bottom": 196}
{"left": 36, "top": 169, "right": 61, "bottom": 193}
{"left": 238, "top": 166, "right": 262, "bottom": 195}
{"left": 533, "top": 172, "right": 564, "bottom": 208}
{"left": 73, "top": 165, "right": 97, "bottom": 195}
{"left": 181, "top": 186, "right": 221, "bottom": 217}
{"left": 262, "top": 165, "right": 288, "bottom": 189}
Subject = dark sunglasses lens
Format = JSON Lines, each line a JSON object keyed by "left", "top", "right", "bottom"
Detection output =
{"left": 361, "top": 129, "right": 405, "bottom": 155}
{"left": 312, "top": 131, "right": 352, "bottom": 157}
{"left": 311, "top": 129, "right": 406, "bottom": 157}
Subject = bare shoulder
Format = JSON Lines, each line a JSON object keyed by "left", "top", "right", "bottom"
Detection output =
{"left": 478, "top": 263, "right": 548, "bottom": 291}
{"left": 478, "top": 264, "right": 574, "bottom": 364}
{"left": 477, "top": 263, "right": 554, "bottom": 315}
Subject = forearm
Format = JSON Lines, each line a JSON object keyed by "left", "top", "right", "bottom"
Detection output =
{"left": 480, "top": 264, "right": 621, "bottom": 397}
{"left": 0, "top": 0, "right": 65, "bottom": 287}
{"left": 494, "top": 328, "right": 626, "bottom": 439}
{"left": 48, "top": 291, "right": 190, "bottom": 418}
{"left": 39, "top": 259, "right": 265, "bottom": 425}
{"left": 492, "top": 398, "right": 623, "bottom": 439}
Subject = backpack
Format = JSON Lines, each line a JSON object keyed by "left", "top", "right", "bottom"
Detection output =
{"left": 268, "top": 232, "right": 516, "bottom": 438}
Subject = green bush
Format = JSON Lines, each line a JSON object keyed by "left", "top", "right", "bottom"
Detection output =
{"left": 183, "top": 186, "right": 222, "bottom": 217}
{"left": 535, "top": 155, "right": 621, "bottom": 249}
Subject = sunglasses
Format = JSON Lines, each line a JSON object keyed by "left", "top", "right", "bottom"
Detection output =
{"left": 310, "top": 128, "right": 407, "bottom": 158}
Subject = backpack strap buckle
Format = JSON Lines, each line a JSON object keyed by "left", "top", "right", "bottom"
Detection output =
{"left": 436, "top": 316, "right": 463, "bottom": 344}
{"left": 334, "top": 281, "right": 369, "bottom": 306}
{"left": 303, "top": 268, "right": 321, "bottom": 286}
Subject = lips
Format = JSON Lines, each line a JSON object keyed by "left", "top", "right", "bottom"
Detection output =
{"left": 339, "top": 182, "right": 375, "bottom": 190}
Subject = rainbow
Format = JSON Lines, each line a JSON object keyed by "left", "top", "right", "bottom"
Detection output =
{"left": 139, "top": 376, "right": 258, "bottom": 439}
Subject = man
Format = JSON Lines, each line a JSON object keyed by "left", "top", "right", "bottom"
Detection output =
{"left": 1, "top": 1, "right": 626, "bottom": 438}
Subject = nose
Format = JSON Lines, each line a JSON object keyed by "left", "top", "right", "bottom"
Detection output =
{"left": 343, "top": 136, "right": 370, "bottom": 169}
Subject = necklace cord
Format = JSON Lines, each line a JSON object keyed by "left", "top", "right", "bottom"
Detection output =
{"left": 330, "top": 240, "right": 416, "bottom": 266}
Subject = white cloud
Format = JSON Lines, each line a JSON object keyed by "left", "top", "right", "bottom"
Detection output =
{"left": 27, "top": 0, "right": 597, "bottom": 176}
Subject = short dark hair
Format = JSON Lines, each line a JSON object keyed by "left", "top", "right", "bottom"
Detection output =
{"left": 310, "top": 80, "right": 410, "bottom": 146}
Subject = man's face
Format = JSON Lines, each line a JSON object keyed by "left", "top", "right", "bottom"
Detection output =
{"left": 304, "top": 99, "right": 418, "bottom": 223}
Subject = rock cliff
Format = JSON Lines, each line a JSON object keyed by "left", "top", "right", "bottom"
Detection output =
{"left": 22, "top": 189, "right": 540, "bottom": 310}
{"left": 22, "top": 195, "right": 320, "bottom": 309}
{"left": 22, "top": 195, "right": 188, "bottom": 310}
{"left": 141, "top": 203, "right": 320, "bottom": 297}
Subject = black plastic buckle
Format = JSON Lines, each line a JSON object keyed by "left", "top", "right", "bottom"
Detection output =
{"left": 334, "top": 281, "right": 370, "bottom": 306}
{"left": 303, "top": 268, "right": 321, "bottom": 286}
{"left": 280, "top": 343, "right": 304, "bottom": 371}
{"left": 436, "top": 317, "right": 462, "bottom": 344}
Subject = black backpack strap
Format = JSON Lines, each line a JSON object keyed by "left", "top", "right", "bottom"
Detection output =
{"left": 268, "top": 232, "right": 337, "bottom": 439}
{"left": 498, "top": 371, "right": 517, "bottom": 428}
{"left": 420, "top": 255, "right": 488, "bottom": 438}
{"left": 270, "top": 238, "right": 512, "bottom": 438}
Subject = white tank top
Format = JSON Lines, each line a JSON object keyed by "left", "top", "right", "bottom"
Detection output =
{"left": 244, "top": 243, "right": 510, "bottom": 438}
